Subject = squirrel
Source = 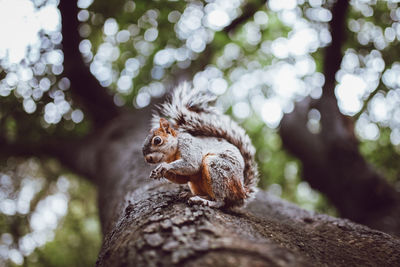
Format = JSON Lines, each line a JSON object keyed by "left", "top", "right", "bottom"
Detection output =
{"left": 142, "top": 83, "right": 258, "bottom": 208}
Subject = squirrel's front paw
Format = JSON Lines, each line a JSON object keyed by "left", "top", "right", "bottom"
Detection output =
{"left": 149, "top": 169, "right": 161, "bottom": 180}
{"left": 149, "top": 163, "right": 170, "bottom": 180}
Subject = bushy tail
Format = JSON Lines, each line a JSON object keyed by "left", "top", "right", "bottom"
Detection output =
{"left": 153, "top": 83, "right": 259, "bottom": 198}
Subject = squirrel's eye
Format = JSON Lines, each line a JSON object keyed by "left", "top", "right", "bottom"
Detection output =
{"left": 153, "top": 136, "right": 162, "bottom": 145}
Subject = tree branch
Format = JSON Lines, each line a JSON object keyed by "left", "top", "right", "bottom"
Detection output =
{"left": 354, "top": 83, "right": 389, "bottom": 121}
{"left": 321, "top": 0, "right": 349, "bottom": 98}
{"left": 59, "top": 0, "right": 120, "bottom": 129}
{"left": 318, "top": 0, "right": 352, "bottom": 144}
{"left": 279, "top": 97, "right": 325, "bottom": 164}
{"left": 223, "top": 0, "right": 267, "bottom": 34}
{"left": 0, "top": 136, "right": 96, "bottom": 180}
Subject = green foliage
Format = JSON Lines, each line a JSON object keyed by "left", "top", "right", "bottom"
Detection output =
{"left": 29, "top": 176, "right": 101, "bottom": 267}
{"left": 360, "top": 127, "right": 400, "bottom": 185}
{"left": 0, "top": 159, "right": 101, "bottom": 267}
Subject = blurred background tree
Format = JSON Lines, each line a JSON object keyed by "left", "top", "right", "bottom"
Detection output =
{"left": 1, "top": 0, "right": 400, "bottom": 265}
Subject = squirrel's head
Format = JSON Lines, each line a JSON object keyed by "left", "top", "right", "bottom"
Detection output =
{"left": 142, "top": 118, "right": 178, "bottom": 164}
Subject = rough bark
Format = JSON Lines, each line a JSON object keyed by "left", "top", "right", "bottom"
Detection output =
{"left": 64, "top": 109, "right": 400, "bottom": 266}
{"left": 279, "top": 0, "right": 400, "bottom": 236}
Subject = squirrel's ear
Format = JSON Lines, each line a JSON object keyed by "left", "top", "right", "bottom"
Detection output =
{"left": 159, "top": 118, "right": 170, "bottom": 132}
{"left": 159, "top": 118, "right": 176, "bottom": 136}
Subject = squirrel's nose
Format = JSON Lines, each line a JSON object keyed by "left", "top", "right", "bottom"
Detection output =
{"left": 145, "top": 155, "right": 154, "bottom": 163}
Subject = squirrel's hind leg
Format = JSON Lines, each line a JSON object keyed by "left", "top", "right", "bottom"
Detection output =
{"left": 204, "top": 154, "right": 246, "bottom": 206}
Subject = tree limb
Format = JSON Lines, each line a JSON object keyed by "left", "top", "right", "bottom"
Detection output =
{"left": 0, "top": 137, "right": 95, "bottom": 179}
{"left": 223, "top": 0, "right": 267, "bottom": 34}
{"left": 59, "top": 0, "right": 120, "bottom": 129}
{"left": 354, "top": 82, "right": 389, "bottom": 121}
{"left": 321, "top": 0, "right": 349, "bottom": 98}
{"left": 279, "top": 97, "right": 325, "bottom": 164}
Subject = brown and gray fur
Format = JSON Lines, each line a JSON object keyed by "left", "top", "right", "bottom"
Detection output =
{"left": 142, "top": 83, "right": 258, "bottom": 208}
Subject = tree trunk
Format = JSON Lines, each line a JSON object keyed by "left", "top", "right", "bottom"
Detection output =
{"left": 67, "top": 109, "right": 400, "bottom": 266}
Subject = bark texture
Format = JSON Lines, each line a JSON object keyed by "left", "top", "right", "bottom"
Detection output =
{"left": 71, "top": 109, "right": 400, "bottom": 266}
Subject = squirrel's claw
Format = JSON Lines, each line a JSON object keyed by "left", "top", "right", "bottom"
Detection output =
{"left": 149, "top": 163, "right": 170, "bottom": 180}
{"left": 149, "top": 169, "right": 161, "bottom": 180}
